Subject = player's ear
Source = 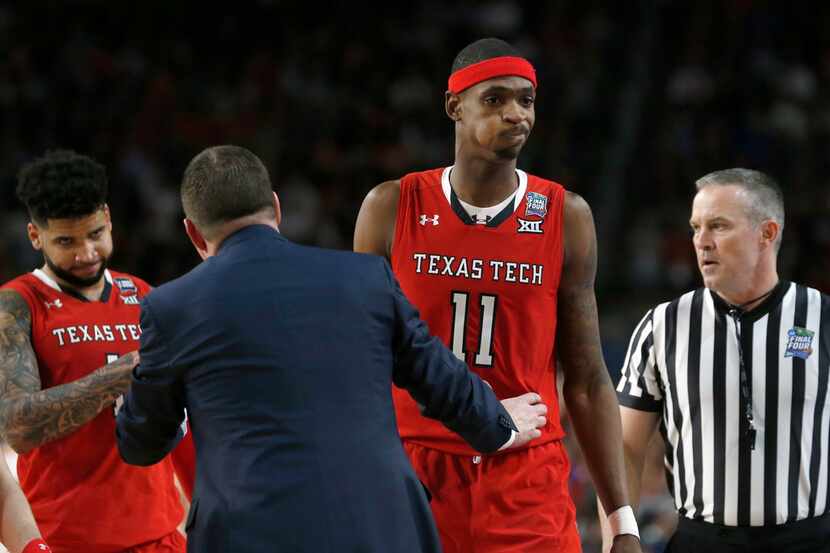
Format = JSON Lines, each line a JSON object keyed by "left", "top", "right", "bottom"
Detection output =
{"left": 183, "top": 218, "right": 209, "bottom": 260}
{"left": 272, "top": 191, "right": 282, "bottom": 228}
{"left": 103, "top": 204, "right": 113, "bottom": 230}
{"left": 27, "top": 222, "right": 42, "bottom": 250}
{"left": 445, "top": 91, "right": 462, "bottom": 121}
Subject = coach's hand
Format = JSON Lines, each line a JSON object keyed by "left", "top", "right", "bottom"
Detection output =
{"left": 500, "top": 392, "right": 547, "bottom": 449}
{"left": 610, "top": 534, "right": 641, "bottom": 553}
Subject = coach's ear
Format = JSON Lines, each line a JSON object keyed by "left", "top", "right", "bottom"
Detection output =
{"left": 272, "top": 191, "right": 282, "bottom": 228}
{"left": 183, "top": 218, "right": 210, "bottom": 260}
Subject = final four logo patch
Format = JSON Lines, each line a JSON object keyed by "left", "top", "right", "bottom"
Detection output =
{"left": 525, "top": 192, "right": 548, "bottom": 219}
{"left": 785, "top": 326, "right": 814, "bottom": 360}
{"left": 114, "top": 277, "right": 137, "bottom": 293}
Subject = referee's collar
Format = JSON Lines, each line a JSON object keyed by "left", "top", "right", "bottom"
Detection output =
{"left": 710, "top": 280, "right": 789, "bottom": 322}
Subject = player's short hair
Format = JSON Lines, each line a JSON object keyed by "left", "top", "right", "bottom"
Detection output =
{"left": 695, "top": 168, "right": 785, "bottom": 251}
{"left": 181, "top": 145, "right": 274, "bottom": 238}
{"left": 16, "top": 150, "right": 108, "bottom": 226}
{"left": 451, "top": 38, "right": 522, "bottom": 73}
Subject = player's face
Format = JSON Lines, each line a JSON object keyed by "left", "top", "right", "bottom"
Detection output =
{"left": 457, "top": 76, "right": 535, "bottom": 159}
{"left": 29, "top": 207, "right": 113, "bottom": 289}
{"left": 690, "top": 185, "right": 765, "bottom": 297}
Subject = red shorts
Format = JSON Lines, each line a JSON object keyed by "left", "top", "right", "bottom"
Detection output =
{"left": 123, "top": 530, "right": 186, "bottom": 553}
{"left": 405, "top": 440, "right": 581, "bottom": 553}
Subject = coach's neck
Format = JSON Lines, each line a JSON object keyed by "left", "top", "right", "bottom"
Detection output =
{"left": 184, "top": 193, "right": 282, "bottom": 260}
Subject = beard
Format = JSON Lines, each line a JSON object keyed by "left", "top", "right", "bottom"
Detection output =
{"left": 44, "top": 253, "right": 108, "bottom": 289}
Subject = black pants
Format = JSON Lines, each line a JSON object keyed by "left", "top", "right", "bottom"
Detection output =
{"left": 665, "top": 514, "right": 830, "bottom": 553}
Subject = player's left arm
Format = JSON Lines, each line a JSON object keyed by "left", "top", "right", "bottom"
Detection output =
{"left": 557, "top": 192, "right": 641, "bottom": 553}
{"left": 116, "top": 297, "right": 185, "bottom": 466}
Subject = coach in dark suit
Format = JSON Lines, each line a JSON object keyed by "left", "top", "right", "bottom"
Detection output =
{"left": 115, "top": 145, "right": 547, "bottom": 553}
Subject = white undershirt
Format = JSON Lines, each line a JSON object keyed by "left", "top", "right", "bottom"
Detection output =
{"left": 456, "top": 193, "right": 516, "bottom": 225}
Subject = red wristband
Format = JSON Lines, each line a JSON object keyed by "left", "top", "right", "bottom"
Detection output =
{"left": 22, "top": 538, "right": 51, "bottom": 553}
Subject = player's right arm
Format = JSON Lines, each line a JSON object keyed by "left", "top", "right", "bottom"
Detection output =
{"left": 354, "top": 180, "right": 400, "bottom": 258}
{"left": 0, "top": 290, "right": 138, "bottom": 454}
{"left": 598, "top": 407, "right": 660, "bottom": 552}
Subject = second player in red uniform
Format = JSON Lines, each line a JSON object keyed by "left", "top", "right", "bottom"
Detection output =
{"left": 355, "top": 38, "right": 642, "bottom": 553}
{"left": 0, "top": 150, "right": 193, "bottom": 553}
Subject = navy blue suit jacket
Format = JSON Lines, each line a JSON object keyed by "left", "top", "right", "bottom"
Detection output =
{"left": 116, "top": 225, "right": 515, "bottom": 553}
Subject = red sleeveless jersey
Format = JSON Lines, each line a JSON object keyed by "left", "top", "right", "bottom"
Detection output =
{"left": 392, "top": 167, "right": 566, "bottom": 455}
{"left": 2, "top": 269, "right": 183, "bottom": 553}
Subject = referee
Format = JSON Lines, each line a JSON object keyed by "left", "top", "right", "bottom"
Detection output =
{"left": 604, "top": 169, "right": 830, "bottom": 552}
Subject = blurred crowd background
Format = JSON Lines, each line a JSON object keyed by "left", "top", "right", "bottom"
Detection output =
{"left": 1, "top": 1, "right": 829, "bottom": 551}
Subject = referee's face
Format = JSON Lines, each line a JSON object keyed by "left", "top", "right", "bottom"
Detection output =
{"left": 690, "top": 185, "right": 764, "bottom": 299}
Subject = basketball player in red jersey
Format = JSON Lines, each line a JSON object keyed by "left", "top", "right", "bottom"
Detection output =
{"left": 0, "top": 150, "right": 193, "bottom": 553}
{"left": 355, "top": 39, "right": 642, "bottom": 553}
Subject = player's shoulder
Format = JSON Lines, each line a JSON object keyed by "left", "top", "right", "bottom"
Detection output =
{"left": 1, "top": 273, "right": 44, "bottom": 306}
{"left": 1, "top": 272, "right": 37, "bottom": 292}
{"left": 400, "top": 167, "right": 446, "bottom": 191}
{"left": 363, "top": 179, "right": 402, "bottom": 212}
{"left": 0, "top": 279, "right": 32, "bottom": 313}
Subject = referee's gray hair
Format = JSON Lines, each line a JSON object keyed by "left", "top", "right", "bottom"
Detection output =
{"left": 695, "top": 168, "right": 785, "bottom": 251}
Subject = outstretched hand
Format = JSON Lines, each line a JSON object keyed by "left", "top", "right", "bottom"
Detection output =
{"left": 500, "top": 392, "right": 547, "bottom": 449}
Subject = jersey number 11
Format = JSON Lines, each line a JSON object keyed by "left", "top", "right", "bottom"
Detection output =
{"left": 450, "top": 292, "right": 497, "bottom": 367}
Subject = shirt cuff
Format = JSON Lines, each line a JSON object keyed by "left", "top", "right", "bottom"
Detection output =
{"left": 497, "top": 429, "right": 517, "bottom": 451}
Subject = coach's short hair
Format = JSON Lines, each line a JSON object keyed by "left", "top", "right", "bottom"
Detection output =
{"left": 181, "top": 145, "right": 274, "bottom": 238}
{"left": 451, "top": 38, "right": 522, "bottom": 73}
{"left": 695, "top": 168, "right": 785, "bottom": 250}
{"left": 16, "top": 150, "right": 108, "bottom": 226}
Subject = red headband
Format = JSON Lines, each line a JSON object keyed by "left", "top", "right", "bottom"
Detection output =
{"left": 448, "top": 56, "right": 537, "bottom": 94}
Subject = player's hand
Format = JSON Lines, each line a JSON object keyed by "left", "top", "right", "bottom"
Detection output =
{"left": 609, "top": 534, "right": 642, "bottom": 553}
{"left": 111, "top": 350, "right": 140, "bottom": 369}
{"left": 500, "top": 392, "right": 547, "bottom": 449}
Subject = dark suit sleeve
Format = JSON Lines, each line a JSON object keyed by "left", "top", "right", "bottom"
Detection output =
{"left": 380, "top": 259, "right": 516, "bottom": 453}
{"left": 116, "top": 296, "right": 185, "bottom": 466}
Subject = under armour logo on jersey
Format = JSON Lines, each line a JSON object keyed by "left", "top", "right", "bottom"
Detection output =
{"left": 419, "top": 214, "right": 439, "bottom": 226}
{"left": 44, "top": 299, "right": 63, "bottom": 309}
{"left": 517, "top": 218, "right": 544, "bottom": 234}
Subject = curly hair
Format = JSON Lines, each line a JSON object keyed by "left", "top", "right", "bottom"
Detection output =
{"left": 16, "top": 150, "right": 108, "bottom": 225}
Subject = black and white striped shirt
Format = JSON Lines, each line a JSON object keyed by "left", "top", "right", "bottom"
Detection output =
{"left": 617, "top": 281, "right": 830, "bottom": 527}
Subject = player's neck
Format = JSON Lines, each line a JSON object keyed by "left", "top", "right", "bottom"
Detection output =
{"left": 450, "top": 158, "right": 518, "bottom": 207}
{"left": 42, "top": 265, "right": 106, "bottom": 302}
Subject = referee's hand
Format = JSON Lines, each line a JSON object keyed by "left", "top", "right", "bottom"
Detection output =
{"left": 610, "top": 534, "right": 641, "bottom": 553}
{"left": 500, "top": 392, "right": 547, "bottom": 449}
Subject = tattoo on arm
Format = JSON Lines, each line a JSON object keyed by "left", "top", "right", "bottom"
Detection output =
{"left": 0, "top": 291, "right": 40, "bottom": 396}
{"left": 0, "top": 291, "right": 137, "bottom": 453}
